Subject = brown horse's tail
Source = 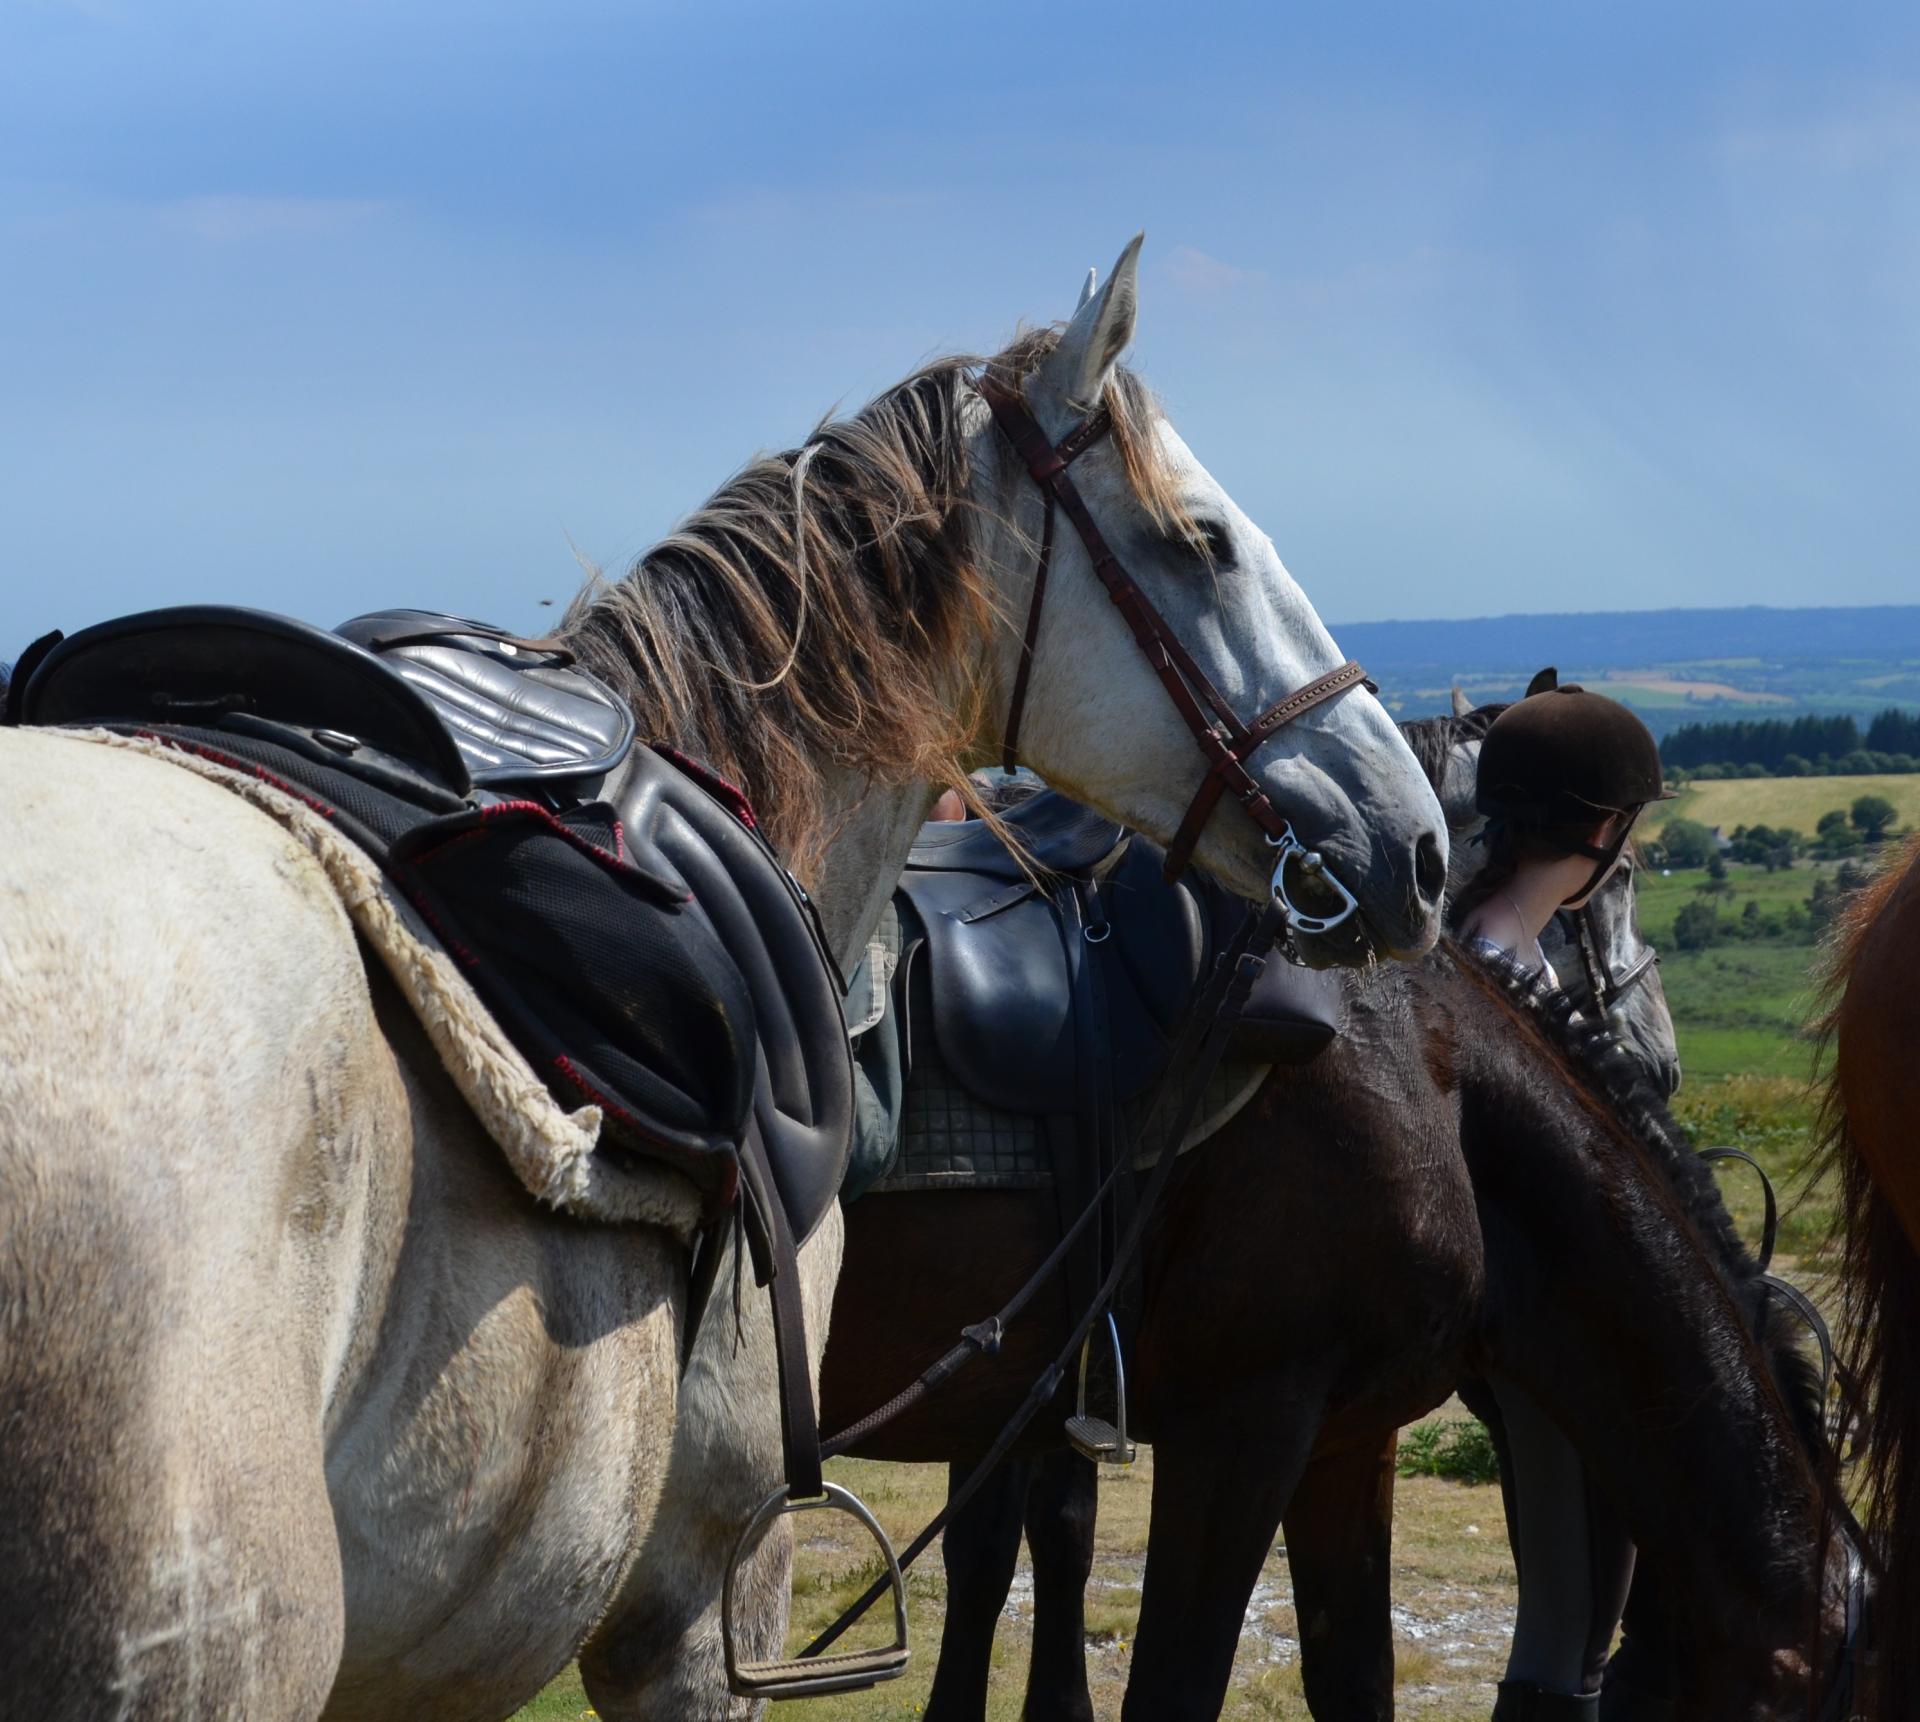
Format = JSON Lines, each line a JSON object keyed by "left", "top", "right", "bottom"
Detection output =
{"left": 1814, "top": 834, "right": 1920, "bottom": 1720}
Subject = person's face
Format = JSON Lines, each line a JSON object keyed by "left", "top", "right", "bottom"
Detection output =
{"left": 1560, "top": 811, "right": 1635, "bottom": 908}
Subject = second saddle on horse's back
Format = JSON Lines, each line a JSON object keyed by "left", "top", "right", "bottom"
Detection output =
{"left": 893, "top": 790, "right": 1344, "bottom": 1130}
{"left": 899, "top": 798, "right": 1204, "bottom": 1115}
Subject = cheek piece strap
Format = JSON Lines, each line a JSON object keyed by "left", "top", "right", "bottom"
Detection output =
{"left": 977, "top": 370, "right": 1372, "bottom": 887}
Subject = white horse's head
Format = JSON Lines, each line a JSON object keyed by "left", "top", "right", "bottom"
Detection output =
{"left": 973, "top": 237, "right": 1447, "bottom": 960}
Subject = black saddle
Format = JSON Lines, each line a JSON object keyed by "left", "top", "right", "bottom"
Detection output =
{"left": 882, "top": 787, "right": 1346, "bottom": 1344}
{"left": 898, "top": 804, "right": 1198, "bottom": 1116}
{"left": 14, "top": 604, "right": 851, "bottom": 1244}
{"left": 895, "top": 790, "right": 1343, "bottom": 1122}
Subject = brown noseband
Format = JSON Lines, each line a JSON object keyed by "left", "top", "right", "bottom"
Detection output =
{"left": 978, "top": 373, "right": 1371, "bottom": 882}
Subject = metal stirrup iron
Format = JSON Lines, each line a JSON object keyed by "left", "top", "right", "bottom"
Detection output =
{"left": 1066, "top": 1312, "right": 1135, "bottom": 1465}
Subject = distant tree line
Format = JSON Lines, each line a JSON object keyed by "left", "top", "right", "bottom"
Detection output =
{"left": 1648, "top": 794, "right": 1902, "bottom": 877}
{"left": 1661, "top": 710, "right": 1920, "bottom": 777}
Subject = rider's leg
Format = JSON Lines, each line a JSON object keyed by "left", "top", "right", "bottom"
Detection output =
{"left": 1483, "top": 1375, "right": 1636, "bottom": 1718}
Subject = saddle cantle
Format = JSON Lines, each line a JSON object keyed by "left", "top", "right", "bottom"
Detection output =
{"left": 16, "top": 603, "right": 852, "bottom": 1243}
{"left": 336, "top": 610, "right": 635, "bottom": 794}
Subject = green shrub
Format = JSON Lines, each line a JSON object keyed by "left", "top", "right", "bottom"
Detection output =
{"left": 1851, "top": 794, "right": 1899, "bottom": 839}
{"left": 1398, "top": 1417, "right": 1501, "bottom": 1485}
{"left": 1659, "top": 817, "right": 1718, "bottom": 869}
{"left": 1673, "top": 898, "right": 1723, "bottom": 950}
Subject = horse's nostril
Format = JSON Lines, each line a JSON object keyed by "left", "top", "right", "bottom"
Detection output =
{"left": 1414, "top": 830, "right": 1447, "bottom": 908}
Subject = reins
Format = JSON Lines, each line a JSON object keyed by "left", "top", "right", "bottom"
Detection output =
{"left": 799, "top": 894, "right": 1290, "bottom": 1661}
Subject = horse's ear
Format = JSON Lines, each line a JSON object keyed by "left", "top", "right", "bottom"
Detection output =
{"left": 1526, "top": 667, "right": 1559, "bottom": 697}
{"left": 1450, "top": 685, "right": 1473, "bottom": 718}
{"left": 1076, "top": 267, "right": 1098, "bottom": 312}
{"left": 1037, "top": 234, "right": 1143, "bottom": 412}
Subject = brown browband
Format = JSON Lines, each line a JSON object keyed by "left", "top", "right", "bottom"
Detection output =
{"left": 978, "top": 372, "right": 1370, "bottom": 880}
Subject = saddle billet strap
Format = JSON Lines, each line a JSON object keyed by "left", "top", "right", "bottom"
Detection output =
{"left": 804, "top": 895, "right": 1288, "bottom": 1660}
{"left": 977, "top": 373, "right": 1370, "bottom": 880}
{"left": 739, "top": 1125, "right": 824, "bottom": 1502}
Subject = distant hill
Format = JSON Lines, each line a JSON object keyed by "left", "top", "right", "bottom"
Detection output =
{"left": 1330, "top": 604, "right": 1920, "bottom": 734}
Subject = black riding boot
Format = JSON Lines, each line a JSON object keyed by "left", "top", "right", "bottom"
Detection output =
{"left": 1493, "top": 1681, "right": 1601, "bottom": 1722}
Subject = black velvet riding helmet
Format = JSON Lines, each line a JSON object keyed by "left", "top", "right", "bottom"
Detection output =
{"left": 1477, "top": 680, "right": 1676, "bottom": 825}
{"left": 1476, "top": 674, "right": 1677, "bottom": 901}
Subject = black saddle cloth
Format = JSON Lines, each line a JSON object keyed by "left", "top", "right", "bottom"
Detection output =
{"left": 14, "top": 604, "right": 852, "bottom": 1240}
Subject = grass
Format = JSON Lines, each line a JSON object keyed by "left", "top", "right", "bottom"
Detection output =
{"left": 1644, "top": 773, "right": 1920, "bottom": 839}
{"left": 1399, "top": 1418, "right": 1501, "bottom": 1485}
{"left": 1632, "top": 863, "right": 1830, "bottom": 1081}
{"left": 512, "top": 1446, "right": 1516, "bottom": 1722}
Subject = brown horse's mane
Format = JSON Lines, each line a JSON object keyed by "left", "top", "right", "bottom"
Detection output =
{"left": 560, "top": 327, "right": 1188, "bottom": 881}
{"left": 1810, "top": 831, "right": 1920, "bottom": 1719}
{"left": 1444, "top": 942, "right": 1828, "bottom": 1454}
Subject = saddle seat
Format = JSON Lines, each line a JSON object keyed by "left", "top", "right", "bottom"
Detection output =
{"left": 16, "top": 603, "right": 851, "bottom": 1243}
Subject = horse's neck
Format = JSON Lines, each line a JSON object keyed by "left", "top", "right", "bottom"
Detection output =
{"left": 1456, "top": 981, "right": 1820, "bottom": 1631}
{"left": 811, "top": 775, "right": 945, "bottom": 976}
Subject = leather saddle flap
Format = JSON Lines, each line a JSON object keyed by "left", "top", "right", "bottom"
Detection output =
{"left": 613, "top": 748, "right": 853, "bottom": 1246}
{"left": 898, "top": 809, "right": 1207, "bottom": 1116}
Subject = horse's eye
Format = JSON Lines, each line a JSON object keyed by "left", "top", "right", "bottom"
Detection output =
{"left": 1193, "top": 518, "right": 1235, "bottom": 569}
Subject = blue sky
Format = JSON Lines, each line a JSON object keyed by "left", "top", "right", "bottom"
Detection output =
{"left": 3, "top": 1, "right": 1917, "bottom": 650}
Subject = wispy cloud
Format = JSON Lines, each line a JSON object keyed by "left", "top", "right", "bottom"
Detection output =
{"left": 1164, "top": 244, "right": 1266, "bottom": 299}
{"left": 1717, "top": 89, "right": 1920, "bottom": 172}
{"left": 154, "top": 196, "right": 393, "bottom": 242}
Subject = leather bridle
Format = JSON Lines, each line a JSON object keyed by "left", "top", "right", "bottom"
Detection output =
{"left": 977, "top": 373, "right": 1373, "bottom": 917}
{"left": 1560, "top": 900, "right": 1659, "bottom": 1017}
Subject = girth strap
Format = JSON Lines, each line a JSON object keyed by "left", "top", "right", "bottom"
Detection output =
{"left": 978, "top": 373, "right": 1370, "bottom": 880}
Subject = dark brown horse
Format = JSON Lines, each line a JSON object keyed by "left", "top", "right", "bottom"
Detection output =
{"left": 823, "top": 948, "right": 1846, "bottom": 1720}
{"left": 1817, "top": 831, "right": 1920, "bottom": 1721}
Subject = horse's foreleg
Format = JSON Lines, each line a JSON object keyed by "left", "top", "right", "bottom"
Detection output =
{"left": 924, "top": 1458, "right": 1033, "bottom": 1722}
{"left": 1284, "top": 1435, "right": 1399, "bottom": 1722}
{"left": 580, "top": 1203, "right": 846, "bottom": 1722}
{"left": 1022, "top": 1450, "right": 1098, "bottom": 1722}
{"left": 1122, "top": 1389, "right": 1322, "bottom": 1722}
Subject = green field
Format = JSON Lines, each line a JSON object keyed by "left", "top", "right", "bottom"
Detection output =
{"left": 1645, "top": 772, "right": 1920, "bottom": 839}
{"left": 1633, "top": 867, "right": 1828, "bottom": 1082}
{"left": 1631, "top": 852, "right": 1847, "bottom": 1255}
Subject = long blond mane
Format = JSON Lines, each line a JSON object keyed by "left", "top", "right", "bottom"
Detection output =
{"left": 560, "top": 327, "right": 1186, "bottom": 879}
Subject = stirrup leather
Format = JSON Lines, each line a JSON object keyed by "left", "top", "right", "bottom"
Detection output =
{"left": 1065, "top": 1312, "right": 1136, "bottom": 1464}
{"left": 722, "top": 1482, "right": 909, "bottom": 1699}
